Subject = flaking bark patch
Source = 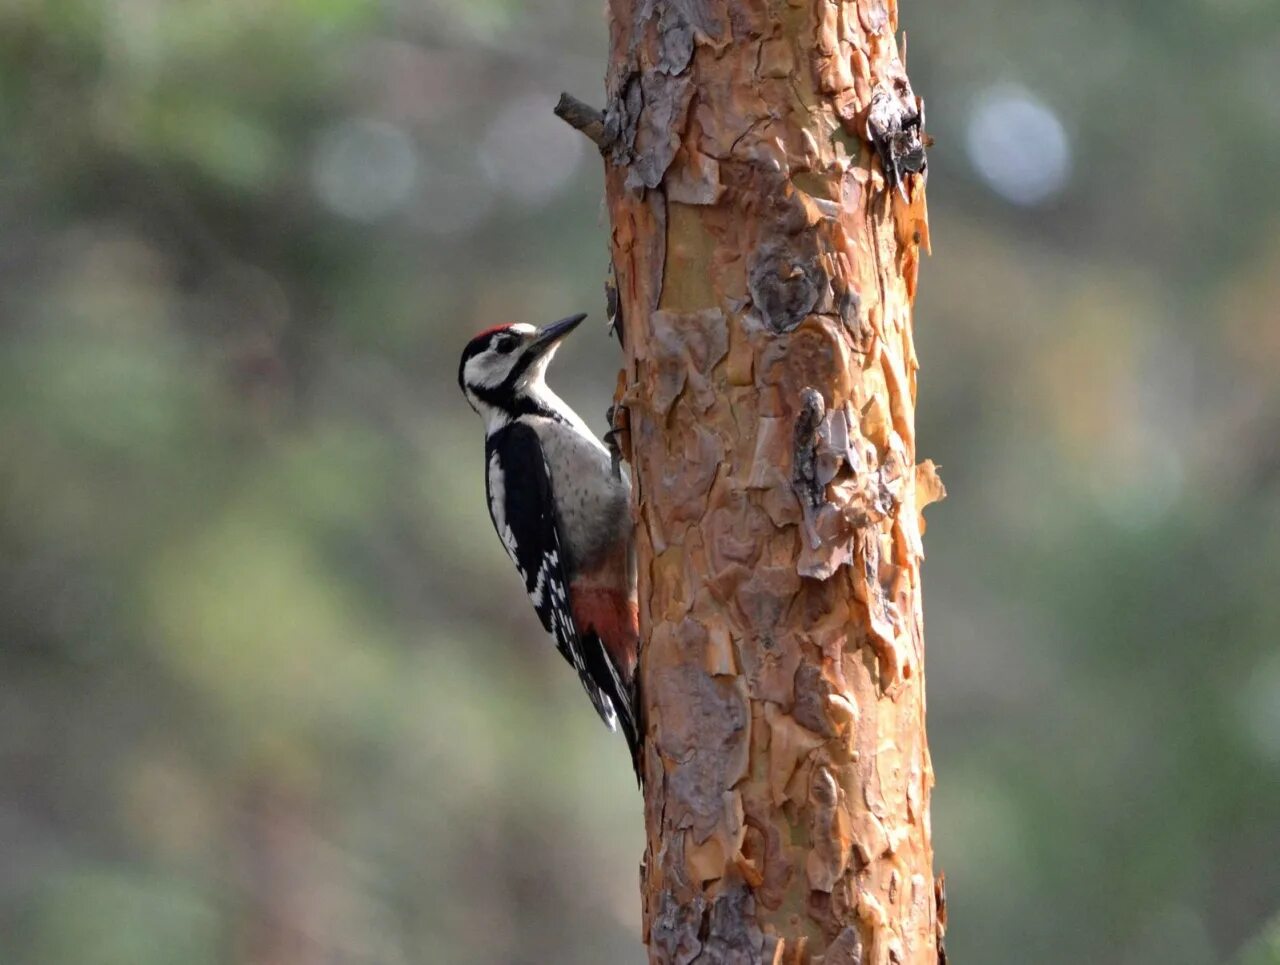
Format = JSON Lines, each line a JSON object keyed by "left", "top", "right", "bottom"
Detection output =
{"left": 749, "top": 241, "right": 823, "bottom": 334}
{"left": 825, "top": 926, "right": 867, "bottom": 964}
{"left": 642, "top": 417, "right": 721, "bottom": 547}
{"left": 806, "top": 764, "right": 851, "bottom": 891}
{"left": 650, "top": 619, "right": 751, "bottom": 844}
{"left": 741, "top": 630, "right": 803, "bottom": 706}
{"left": 637, "top": 0, "right": 726, "bottom": 52}
{"left": 698, "top": 875, "right": 765, "bottom": 963}
{"left": 604, "top": 72, "right": 644, "bottom": 164}
{"left": 865, "top": 84, "right": 928, "bottom": 202}
{"left": 667, "top": 145, "right": 726, "bottom": 205}
{"left": 765, "top": 703, "right": 824, "bottom": 806}
{"left": 654, "top": 3, "right": 696, "bottom": 74}
{"left": 934, "top": 874, "right": 948, "bottom": 965}
{"left": 646, "top": 308, "right": 729, "bottom": 415}
{"left": 628, "top": 72, "right": 696, "bottom": 190}
{"left": 793, "top": 663, "right": 839, "bottom": 738}
{"left": 651, "top": 889, "right": 707, "bottom": 965}
{"left": 792, "top": 387, "right": 826, "bottom": 512}
{"left": 651, "top": 873, "right": 763, "bottom": 965}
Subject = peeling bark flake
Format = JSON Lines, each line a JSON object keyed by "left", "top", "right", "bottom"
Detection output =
{"left": 747, "top": 418, "right": 791, "bottom": 491}
{"left": 825, "top": 926, "right": 866, "bottom": 965}
{"left": 806, "top": 765, "right": 851, "bottom": 891}
{"left": 668, "top": 146, "right": 726, "bottom": 205}
{"left": 637, "top": 0, "right": 726, "bottom": 46}
{"left": 604, "top": 72, "right": 644, "bottom": 165}
{"left": 914, "top": 461, "right": 944, "bottom": 505}
{"left": 765, "top": 703, "right": 824, "bottom": 806}
{"left": 934, "top": 873, "right": 948, "bottom": 965}
{"left": 653, "top": 421, "right": 721, "bottom": 532}
{"left": 654, "top": 3, "right": 696, "bottom": 74}
{"left": 792, "top": 663, "right": 838, "bottom": 737}
{"left": 792, "top": 387, "right": 826, "bottom": 512}
{"left": 628, "top": 72, "right": 696, "bottom": 191}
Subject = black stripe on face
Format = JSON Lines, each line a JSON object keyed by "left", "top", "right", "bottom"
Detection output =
{"left": 468, "top": 380, "right": 565, "bottom": 422}
{"left": 467, "top": 378, "right": 514, "bottom": 412}
{"left": 503, "top": 339, "right": 548, "bottom": 387}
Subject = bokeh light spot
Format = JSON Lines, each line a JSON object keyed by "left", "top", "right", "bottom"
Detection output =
{"left": 478, "top": 93, "right": 585, "bottom": 206}
{"left": 412, "top": 163, "right": 496, "bottom": 237}
{"left": 311, "top": 117, "right": 419, "bottom": 221}
{"left": 1238, "top": 650, "right": 1280, "bottom": 763}
{"left": 965, "top": 84, "right": 1072, "bottom": 206}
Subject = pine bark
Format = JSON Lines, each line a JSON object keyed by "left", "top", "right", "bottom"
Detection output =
{"left": 593, "top": 1, "right": 942, "bottom": 960}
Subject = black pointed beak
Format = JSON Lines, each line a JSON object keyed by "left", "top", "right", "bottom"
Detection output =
{"left": 529, "top": 313, "right": 587, "bottom": 355}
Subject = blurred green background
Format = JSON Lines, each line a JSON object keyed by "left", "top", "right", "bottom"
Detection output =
{"left": 1, "top": 1, "right": 1277, "bottom": 963}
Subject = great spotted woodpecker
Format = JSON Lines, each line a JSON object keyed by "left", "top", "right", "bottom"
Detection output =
{"left": 458, "top": 314, "right": 641, "bottom": 779}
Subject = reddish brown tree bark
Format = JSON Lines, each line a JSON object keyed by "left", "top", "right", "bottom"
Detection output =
{"left": 566, "top": 1, "right": 943, "bottom": 960}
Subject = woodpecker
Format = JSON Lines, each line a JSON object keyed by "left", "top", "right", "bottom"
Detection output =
{"left": 458, "top": 313, "right": 641, "bottom": 779}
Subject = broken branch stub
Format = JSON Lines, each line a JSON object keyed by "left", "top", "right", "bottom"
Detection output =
{"left": 554, "top": 92, "right": 609, "bottom": 150}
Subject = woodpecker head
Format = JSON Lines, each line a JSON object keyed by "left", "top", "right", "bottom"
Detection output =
{"left": 458, "top": 313, "right": 586, "bottom": 423}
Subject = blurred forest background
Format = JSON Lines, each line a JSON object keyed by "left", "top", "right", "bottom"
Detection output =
{"left": 1, "top": 1, "right": 1277, "bottom": 963}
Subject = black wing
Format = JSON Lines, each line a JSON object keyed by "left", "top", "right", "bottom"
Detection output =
{"left": 485, "top": 422, "right": 623, "bottom": 733}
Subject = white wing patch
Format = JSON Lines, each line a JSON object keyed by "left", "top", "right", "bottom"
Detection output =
{"left": 487, "top": 452, "right": 522, "bottom": 571}
{"left": 529, "top": 550, "right": 560, "bottom": 609}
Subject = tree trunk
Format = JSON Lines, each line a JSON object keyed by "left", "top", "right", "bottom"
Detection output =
{"left": 593, "top": 0, "right": 942, "bottom": 960}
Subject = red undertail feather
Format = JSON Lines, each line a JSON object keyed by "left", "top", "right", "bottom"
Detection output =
{"left": 569, "top": 586, "right": 638, "bottom": 680}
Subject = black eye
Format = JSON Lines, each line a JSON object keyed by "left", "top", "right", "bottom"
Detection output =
{"left": 494, "top": 335, "right": 518, "bottom": 354}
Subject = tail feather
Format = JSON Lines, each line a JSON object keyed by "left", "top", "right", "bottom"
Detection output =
{"left": 580, "top": 630, "right": 644, "bottom": 788}
{"left": 619, "top": 675, "right": 644, "bottom": 788}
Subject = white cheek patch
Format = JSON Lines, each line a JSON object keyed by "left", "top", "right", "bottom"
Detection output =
{"left": 466, "top": 352, "right": 512, "bottom": 389}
